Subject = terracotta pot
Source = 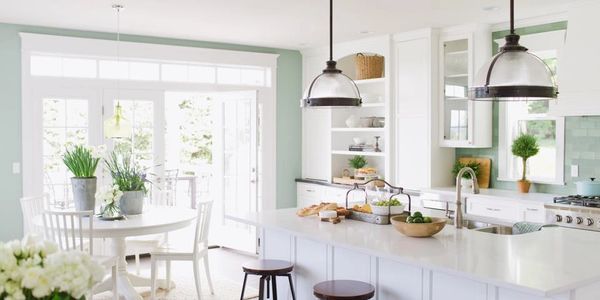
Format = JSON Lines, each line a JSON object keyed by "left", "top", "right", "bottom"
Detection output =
{"left": 517, "top": 180, "right": 531, "bottom": 193}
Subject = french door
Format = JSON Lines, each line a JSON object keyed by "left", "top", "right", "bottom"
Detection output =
{"left": 102, "top": 89, "right": 165, "bottom": 195}
{"left": 212, "top": 90, "right": 260, "bottom": 254}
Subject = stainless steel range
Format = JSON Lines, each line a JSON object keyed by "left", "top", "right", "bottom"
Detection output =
{"left": 545, "top": 195, "right": 600, "bottom": 231}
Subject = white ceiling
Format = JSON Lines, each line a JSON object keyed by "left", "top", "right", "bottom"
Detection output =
{"left": 0, "top": 0, "right": 581, "bottom": 50}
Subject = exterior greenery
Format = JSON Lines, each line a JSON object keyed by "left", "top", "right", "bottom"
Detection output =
{"left": 452, "top": 161, "right": 481, "bottom": 179}
{"left": 62, "top": 145, "right": 100, "bottom": 178}
{"left": 511, "top": 134, "right": 540, "bottom": 181}
{"left": 105, "top": 151, "right": 148, "bottom": 193}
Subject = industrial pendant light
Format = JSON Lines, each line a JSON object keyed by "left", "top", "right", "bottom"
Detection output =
{"left": 469, "top": 0, "right": 558, "bottom": 101}
{"left": 301, "top": 0, "right": 361, "bottom": 108}
{"left": 104, "top": 4, "right": 132, "bottom": 139}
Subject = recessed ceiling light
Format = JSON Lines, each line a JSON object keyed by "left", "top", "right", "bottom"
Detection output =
{"left": 482, "top": 6, "right": 499, "bottom": 12}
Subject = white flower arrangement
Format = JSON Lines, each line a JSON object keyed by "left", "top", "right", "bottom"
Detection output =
{"left": 96, "top": 185, "right": 123, "bottom": 217}
{"left": 0, "top": 235, "right": 105, "bottom": 300}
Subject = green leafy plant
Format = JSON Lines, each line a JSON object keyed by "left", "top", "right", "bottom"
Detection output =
{"left": 62, "top": 145, "right": 102, "bottom": 178}
{"left": 511, "top": 134, "right": 540, "bottom": 181}
{"left": 105, "top": 151, "right": 148, "bottom": 193}
{"left": 451, "top": 160, "right": 481, "bottom": 179}
{"left": 348, "top": 155, "right": 367, "bottom": 169}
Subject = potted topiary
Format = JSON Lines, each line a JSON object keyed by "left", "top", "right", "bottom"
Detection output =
{"left": 511, "top": 134, "right": 540, "bottom": 193}
{"left": 451, "top": 160, "right": 481, "bottom": 190}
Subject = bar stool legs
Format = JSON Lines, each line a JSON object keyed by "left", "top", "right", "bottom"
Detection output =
{"left": 240, "top": 274, "right": 296, "bottom": 300}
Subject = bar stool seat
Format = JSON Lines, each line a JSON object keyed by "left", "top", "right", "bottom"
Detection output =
{"left": 314, "top": 280, "right": 375, "bottom": 300}
{"left": 240, "top": 259, "right": 296, "bottom": 300}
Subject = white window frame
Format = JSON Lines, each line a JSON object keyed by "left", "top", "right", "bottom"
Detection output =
{"left": 21, "top": 33, "right": 278, "bottom": 211}
{"left": 498, "top": 30, "right": 566, "bottom": 185}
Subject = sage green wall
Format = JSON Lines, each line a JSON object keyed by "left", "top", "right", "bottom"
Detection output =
{"left": 456, "top": 21, "right": 598, "bottom": 195}
{"left": 0, "top": 22, "right": 302, "bottom": 241}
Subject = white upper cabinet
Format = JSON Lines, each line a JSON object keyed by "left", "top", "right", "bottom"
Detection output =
{"left": 439, "top": 25, "right": 492, "bottom": 148}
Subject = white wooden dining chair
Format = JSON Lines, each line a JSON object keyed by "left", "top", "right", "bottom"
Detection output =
{"left": 129, "top": 168, "right": 180, "bottom": 275}
{"left": 19, "top": 195, "right": 48, "bottom": 236}
{"left": 42, "top": 210, "right": 118, "bottom": 300}
{"left": 150, "top": 201, "right": 214, "bottom": 300}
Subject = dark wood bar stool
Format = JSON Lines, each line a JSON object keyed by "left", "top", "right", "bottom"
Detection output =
{"left": 313, "top": 280, "right": 375, "bottom": 300}
{"left": 240, "top": 259, "right": 297, "bottom": 300}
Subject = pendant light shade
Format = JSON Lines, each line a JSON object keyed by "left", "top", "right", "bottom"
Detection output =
{"left": 301, "top": 0, "right": 361, "bottom": 108}
{"left": 104, "top": 102, "right": 132, "bottom": 139}
{"left": 469, "top": 0, "right": 558, "bottom": 101}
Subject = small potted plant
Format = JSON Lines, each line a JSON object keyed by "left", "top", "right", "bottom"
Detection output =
{"left": 62, "top": 145, "right": 105, "bottom": 212}
{"left": 105, "top": 151, "right": 149, "bottom": 215}
{"left": 348, "top": 155, "right": 367, "bottom": 178}
{"left": 451, "top": 160, "right": 481, "bottom": 190}
{"left": 511, "top": 133, "right": 539, "bottom": 193}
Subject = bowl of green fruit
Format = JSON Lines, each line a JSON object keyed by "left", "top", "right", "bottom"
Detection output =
{"left": 390, "top": 211, "right": 447, "bottom": 238}
{"left": 371, "top": 199, "right": 405, "bottom": 215}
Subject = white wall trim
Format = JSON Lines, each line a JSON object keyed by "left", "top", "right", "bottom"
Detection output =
{"left": 19, "top": 33, "right": 279, "bottom": 69}
{"left": 490, "top": 13, "right": 567, "bottom": 32}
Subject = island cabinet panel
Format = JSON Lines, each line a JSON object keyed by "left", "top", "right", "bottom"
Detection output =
{"left": 332, "top": 246, "right": 372, "bottom": 283}
{"left": 498, "top": 288, "right": 570, "bottom": 300}
{"left": 431, "top": 271, "right": 487, "bottom": 300}
{"left": 294, "top": 237, "right": 328, "bottom": 300}
{"left": 262, "top": 228, "right": 293, "bottom": 260}
{"left": 377, "top": 258, "right": 423, "bottom": 300}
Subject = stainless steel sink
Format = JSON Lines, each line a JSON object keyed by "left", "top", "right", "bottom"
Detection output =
{"left": 473, "top": 226, "right": 514, "bottom": 235}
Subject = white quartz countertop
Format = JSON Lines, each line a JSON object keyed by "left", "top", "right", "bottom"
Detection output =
{"left": 422, "top": 187, "right": 561, "bottom": 204}
{"left": 233, "top": 208, "right": 600, "bottom": 296}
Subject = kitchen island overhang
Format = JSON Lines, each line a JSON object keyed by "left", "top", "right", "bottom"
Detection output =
{"left": 232, "top": 208, "right": 600, "bottom": 300}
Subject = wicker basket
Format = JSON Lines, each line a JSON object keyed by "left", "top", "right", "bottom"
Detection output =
{"left": 354, "top": 53, "right": 384, "bottom": 80}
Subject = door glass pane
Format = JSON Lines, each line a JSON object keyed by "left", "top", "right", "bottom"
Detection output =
{"left": 113, "top": 99, "right": 154, "bottom": 171}
{"left": 42, "top": 98, "right": 89, "bottom": 207}
{"left": 443, "top": 39, "right": 469, "bottom": 142}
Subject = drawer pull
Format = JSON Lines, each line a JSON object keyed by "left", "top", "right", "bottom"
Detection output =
{"left": 526, "top": 208, "right": 539, "bottom": 212}
{"left": 486, "top": 207, "right": 501, "bottom": 212}
{"left": 306, "top": 189, "right": 315, "bottom": 192}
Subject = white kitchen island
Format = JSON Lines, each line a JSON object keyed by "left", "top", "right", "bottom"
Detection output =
{"left": 233, "top": 208, "right": 600, "bottom": 300}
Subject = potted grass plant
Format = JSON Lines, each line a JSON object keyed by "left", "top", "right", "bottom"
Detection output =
{"left": 348, "top": 155, "right": 367, "bottom": 178}
{"left": 62, "top": 145, "right": 104, "bottom": 212}
{"left": 511, "top": 134, "right": 540, "bottom": 193}
{"left": 105, "top": 151, "right": 149, "bottom": 215}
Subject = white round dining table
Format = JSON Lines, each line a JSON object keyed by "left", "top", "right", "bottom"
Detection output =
{"left": 35, "top": 205, "right": 197, "bottom": 300}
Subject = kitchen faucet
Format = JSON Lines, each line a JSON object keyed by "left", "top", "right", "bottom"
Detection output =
{"left": 455, "top": 167, "right": 480, "bottom": 229}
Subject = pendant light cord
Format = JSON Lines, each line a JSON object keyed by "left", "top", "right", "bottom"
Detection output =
{"left": 329, "top": 0, "right": 333, "bottom": 61}
{"left": 510, "top": 0, "right": 515, "bottom": 34}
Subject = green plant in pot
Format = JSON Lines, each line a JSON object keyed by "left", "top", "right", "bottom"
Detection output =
{"left": 63, "top": 144, "right": 104, "bottom": 212}
{"left": 451, "top": 160, "right": 481, "bottom": 190}
{"left": 511, "top": 133, "right": 539, "bottom": 193}
{"left": 105, "top": 151, "right": 149, "bottom": 215}
{"left": 348, "top": 155, "right": 367, "bottom": 178}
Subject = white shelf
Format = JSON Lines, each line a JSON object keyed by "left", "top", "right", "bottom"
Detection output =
{"left": 361, "top": 102, "right": 385, "bottom": 108}
{"left": 354, "top": 77, "right": 385, "bottom": 85}
{"left": 331, "top": 127, "right": 384, "bottom": 132}
{"left": 445, "top": 50, "right": 468, "bottom": 56}
{"left": 332, "top": 150, "right": 385, "bottom": 157}
{"left": 445, "top": 73, "right": 468, "bottom": 78}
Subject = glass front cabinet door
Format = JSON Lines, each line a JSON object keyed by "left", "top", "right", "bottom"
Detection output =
{"left": 439, "top": 27, "right": 492, "bottom": 148}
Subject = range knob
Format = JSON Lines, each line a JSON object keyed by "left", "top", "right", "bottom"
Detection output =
{"left": 576, "top": 217, "right": 584, "bottom": 224}
{"left": 555, "top": 215, "right": 563, "bottom": 222}
{"left": 587, "top": 218, "right": 594, "bottom": 226}
{"left": 566, "top": 216, "right": 573, "bottom": 223}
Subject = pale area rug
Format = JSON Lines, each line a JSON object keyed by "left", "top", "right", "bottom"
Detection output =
{"left": 95, "top": 250, "right": 259, "bottom": 300}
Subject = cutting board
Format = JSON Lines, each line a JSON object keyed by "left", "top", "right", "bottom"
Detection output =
{"left": 458, "top": 157, "right": 491, "bottom": 188}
